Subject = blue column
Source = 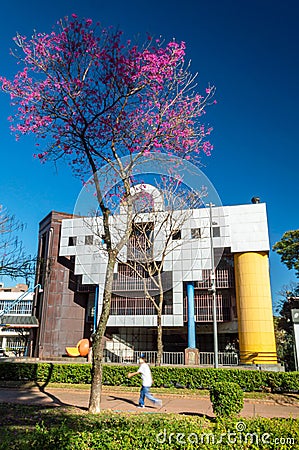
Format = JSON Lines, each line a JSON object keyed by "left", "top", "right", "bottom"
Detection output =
{"left": 186, "top": 282, "right": 196, "bottom": 348}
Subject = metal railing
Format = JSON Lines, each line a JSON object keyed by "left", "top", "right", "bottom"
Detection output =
{"left": 0, "top": 284, "right": 41, "bottom": 318}
{"left": 183, "top": 294, "right": 231, "bottom": 322}
{"left": 103, "top": 350, "right": 184, "bottom": 365}
{"left": 103, "top": 348, "right": 238, "bottom": 366}
{"left": 110, "top": 297, "right": 156, "bottom": 316}
{"left": 113, "top": 274, "right": 159, "bottom": 292}
{"left": 162, "top": 352, "right": 184, "bottom": 365}
{"left": 195, "top": 268, "right": 235, "bottom": 289}
{"left": 0, "top": 300, "right": 33, "bottom": 316}
{"left": 112, "top": 271, "right": 172, "bottom": 293}
{"left": 199, "top": 351, "right": 239, "bottom": 366}
{"left": 127, "top": 236, "right": 154, "bottom": 261}
{"left": 110, "top": 297, "right": 173, "bottom": 316}
{"left": 4, "top": 338, "right": 27, "bottom": 356}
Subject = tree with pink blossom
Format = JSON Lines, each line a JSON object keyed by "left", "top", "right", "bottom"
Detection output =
{"left": 1, "top": 14, "right": 215, "bottom": 412}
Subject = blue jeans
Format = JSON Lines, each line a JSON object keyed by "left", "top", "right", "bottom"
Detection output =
{"left": 139, "top": 386, "right": 158, "bottom": 406}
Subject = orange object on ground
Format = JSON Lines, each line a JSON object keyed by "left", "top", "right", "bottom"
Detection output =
{"left": 65, "top": 338, "right": 90, "bottom": 357}
{"left": 78, "top": 339, "right": 90, "bottom": 357}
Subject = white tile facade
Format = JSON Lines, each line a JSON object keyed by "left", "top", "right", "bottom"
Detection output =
{"left": 59, "top": 198, "right": 270, "bottom": 328}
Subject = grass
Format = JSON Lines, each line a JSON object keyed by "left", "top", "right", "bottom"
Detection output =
{"left": 0, "top": 403, "right": 299, "bottom": 450}
{"left": 1, "top": 381, "right": 299, "bottom": 448}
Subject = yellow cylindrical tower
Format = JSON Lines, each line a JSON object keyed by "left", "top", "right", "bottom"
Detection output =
{"left": 234, "top": 252, "right": 277, "bottom": 364}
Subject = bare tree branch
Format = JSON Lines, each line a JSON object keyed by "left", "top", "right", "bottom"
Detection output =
{"left": 0, "top": 205, "right": 36, "bottom": 283}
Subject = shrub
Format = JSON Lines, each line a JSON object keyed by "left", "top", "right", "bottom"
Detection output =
{"left": 209, "top": 381, "right": 244, "bottom": 417}
{"left": 0, "top": 362, "right": 298, "bottom": 394}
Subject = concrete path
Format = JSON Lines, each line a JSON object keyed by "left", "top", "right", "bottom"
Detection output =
{"left": 0, "top": 387, "right": 298, "bottom": 418}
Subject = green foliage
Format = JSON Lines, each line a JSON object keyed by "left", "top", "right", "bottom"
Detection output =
{"left": 209, "top": 381, "right": 244, "bottom": 417}
{"left": 273, "top": 230, "right": 299, "bottom": 277}
{"left": 274, "top": 316, "right": 295, "bottom": 370}
{"left": 0, "top": 362, "right": 92, "bottom": 384}
{"left": 274, "top": 285, "right": 299, "bottom": 371}
{"left": 0, "top": 362, "right": 299, "bottom": 394}
{"left": 103, "top": 365, "right": 130, "bottom": 386}
{"left": 1, "top": 404, "right": 299, "bottom": 450}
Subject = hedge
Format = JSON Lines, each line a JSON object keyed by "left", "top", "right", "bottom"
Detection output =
{"left": 0, "top": 362, "right": 298, "bottom": 393}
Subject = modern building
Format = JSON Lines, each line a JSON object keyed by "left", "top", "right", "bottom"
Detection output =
{"left": 32, "top": 187, "right": 278, "bottom": 366}
{"left": 0, "top": 283, "right": 36, "bottom": 355}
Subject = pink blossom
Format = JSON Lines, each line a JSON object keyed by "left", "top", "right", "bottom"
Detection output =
{"left": 0, "top": 14, "right": 215, "bottom": 178}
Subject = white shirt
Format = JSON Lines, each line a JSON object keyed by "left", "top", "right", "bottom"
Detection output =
{"left": 138, "top": 362, "right": 152, "bottom": 387}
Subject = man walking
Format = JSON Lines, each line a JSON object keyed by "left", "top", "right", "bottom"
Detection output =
{"left": 128, "top": 353, "right": 162, "bottom": 408}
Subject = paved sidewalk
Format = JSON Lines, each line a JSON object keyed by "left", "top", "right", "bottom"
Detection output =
{"left": 0, "top": 387, "right": 298, "bottom": 418}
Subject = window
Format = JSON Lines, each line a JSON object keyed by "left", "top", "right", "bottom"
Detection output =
{"left": 191, "top": 228, "right": 201, "bottom": 239}
{"left": 85, "top": 235, "right": 94, "bottom": 245}
{"left": 213, "top": 227, "right": 220, "bottom": 238}
{"left": 172, "top": 230, "right": 181, "bottom": 240}
{"left": 68, "top": 236, "right": 77, "bottom": 246}
{"left": 128, "top": 223, "right": 154, "bottom": 259}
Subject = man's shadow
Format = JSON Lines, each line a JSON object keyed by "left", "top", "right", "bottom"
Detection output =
{"left": 108, "top": 395, "right": 137, "bottom": 406}
{"left": 108, "top": 395, "right": 156, "bottom": 409}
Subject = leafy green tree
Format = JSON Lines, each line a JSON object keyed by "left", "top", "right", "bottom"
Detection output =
{"left": 273, "top": 231, "right": 299, "bottom": 370}
{"left": 274, "top": 284, "right": 299, "bottom": 371}
{"left": 273, "top": 230, "right": 299, "bottom": 277}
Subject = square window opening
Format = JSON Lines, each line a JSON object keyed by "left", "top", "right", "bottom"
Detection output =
{"left": 85, "top": 235, "right": 94, "bottom": 245}
{"left": 213, "top": 227, "right": 221, "bottom": 238}
{"left": 172, "top": 230, "right": 181, "bottom": 240}
{"left": 191, "top": 228, "right": 201, "bottom": 239}
{"left": 68, "top": 236, "right": 77, "bottom": 246}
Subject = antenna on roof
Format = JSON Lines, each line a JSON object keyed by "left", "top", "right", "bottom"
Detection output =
{"left": 251, "top": 197, "right": 260, "bottom": 204}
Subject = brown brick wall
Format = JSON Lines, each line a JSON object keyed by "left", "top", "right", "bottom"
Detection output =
{"left": 33, "top": 211, "right": 87, "bottom": 359}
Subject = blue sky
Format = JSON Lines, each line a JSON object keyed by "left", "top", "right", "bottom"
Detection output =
{"left": 0, "top": 0, "right": 298, "bottom": 309}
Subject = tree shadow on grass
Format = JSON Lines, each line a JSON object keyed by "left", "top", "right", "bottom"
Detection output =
{"left": 179, "top": 411, "right": 215, "bottom": 421}
{"left": 33, "top": 363, "right": 88, "bottom": 410}
{"left": 0, "top": 402, "right": 84, "bottom": 427}
{"left": 0, "top": 402, "right": 98, "bottom": 449}
{"left": 0, "top": 361, "right": 69, "bottom": 409}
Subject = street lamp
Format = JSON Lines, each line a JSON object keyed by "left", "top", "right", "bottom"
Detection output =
{"left": 207, "top": 202, "right": 219, "bottom": 369}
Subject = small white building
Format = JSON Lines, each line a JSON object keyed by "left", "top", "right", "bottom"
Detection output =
{"left": 0, "top": 284, "right": 36, "bottom": 356}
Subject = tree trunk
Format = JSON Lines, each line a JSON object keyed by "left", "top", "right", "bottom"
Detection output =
{"left": 156, "top": 307, "right": 163, "bottom": 366}
{"left": 88, "top": 251, "right": 116, "bottom": 413}
{"left": 86, "top": 159, "right": 132, "bottom": 413}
